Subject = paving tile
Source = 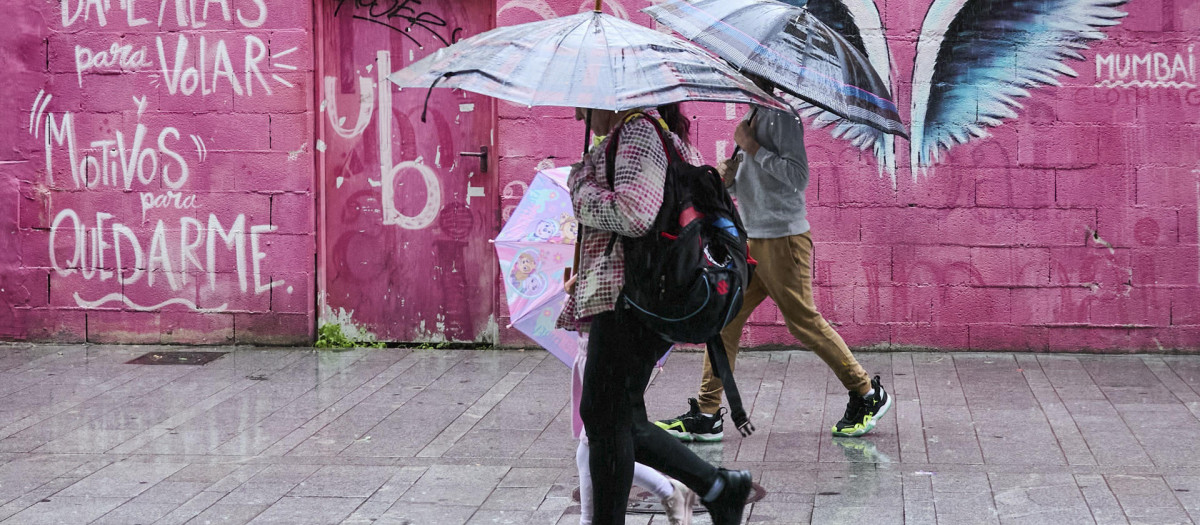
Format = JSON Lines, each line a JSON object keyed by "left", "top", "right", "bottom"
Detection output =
{"left": 245, "top": 496, "right": 363, "bottom": 524}
{"left": 182, "top": 504, "right": 269, "bottom": 525}
{"left": 91, "top": 502, "right": 178, "bottom": 525}
{"left": 399, "top": 464, "right": 508, "bottom": 507}
{"left": 375, "top": 503, "right": 475, "bottom": 525}
{"left": 0, "top": 347, "right": 1196, "bottom": 525}
{"left": 288, "top": 465, "right": 393, "bottom": 498}
{"left": 1, "top": 496, "right": 127, "bottom": 524}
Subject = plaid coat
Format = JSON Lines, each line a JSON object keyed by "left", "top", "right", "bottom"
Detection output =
{"left": 557, "top": 111, "right": 703, "bottom": 331}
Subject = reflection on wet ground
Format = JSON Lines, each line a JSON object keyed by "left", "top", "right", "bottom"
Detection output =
{"left": 0, "top": 344, "right": 1198, "bottom": 524}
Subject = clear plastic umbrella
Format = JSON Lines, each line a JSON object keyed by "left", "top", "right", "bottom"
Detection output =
{"left": 387, "top": 3, "right": 789, "bottom": 151}
{"left": 645, "top": 0, "right": 907, "bottom": 138}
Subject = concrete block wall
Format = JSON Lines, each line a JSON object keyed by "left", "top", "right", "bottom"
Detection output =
{"left": 494, "top": 0, "right": 1200, "bottom": 352}
{"left": 1, "top": 0, "right": 316, "bottom": 344}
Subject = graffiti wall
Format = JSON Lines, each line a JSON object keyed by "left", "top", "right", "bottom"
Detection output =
{"left": 494, "top": 0, "right": 1200, "bottom": 351}
{"left": 1, "top": 1, "right": 315, "bottom": 344}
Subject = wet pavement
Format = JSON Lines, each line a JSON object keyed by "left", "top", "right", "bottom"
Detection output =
{"left": 0, "top": 344, "right": 1198, "bottom": 524}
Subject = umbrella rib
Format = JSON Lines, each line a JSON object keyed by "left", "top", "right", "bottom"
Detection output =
{"left": 530, "top": 14, "right": 594, "bottom": 111}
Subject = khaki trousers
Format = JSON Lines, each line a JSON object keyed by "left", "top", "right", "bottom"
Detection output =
{"left": 698, "top": 232, "right": 870, "bottom": 414}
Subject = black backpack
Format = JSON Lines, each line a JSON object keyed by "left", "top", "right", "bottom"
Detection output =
{"left": 605, "top": 113, "right": 757, "bottom": 436}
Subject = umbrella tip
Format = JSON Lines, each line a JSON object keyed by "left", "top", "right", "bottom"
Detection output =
{"left": 593, "top": 0, "right": 602, "bottom": 12}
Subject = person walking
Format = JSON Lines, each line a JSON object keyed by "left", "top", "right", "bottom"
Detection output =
{"left": 655, "top": 75, "right": 892, "bottom": 441}
{"left": 568, "top": 333, "right": 695, "bottom": 525}
{"left": 559, "top": 104, "right": 751, "bottom": 525}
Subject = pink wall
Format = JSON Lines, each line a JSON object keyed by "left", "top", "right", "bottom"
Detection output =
{"left": 3, "top": 0, "right": 1198, "bottom": 352}
{"left": 2, "top": 1, "right": 316, "bottom": 344}
{"left": 494, "top": 0, "right": 1200, "bottom": 352}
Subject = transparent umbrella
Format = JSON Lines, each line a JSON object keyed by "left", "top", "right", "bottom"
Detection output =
{"left": 645, "top": 0, "right": 907, "bottom": 138}
{"left": 387, "top": 2, "right": 790, "bottom": 151}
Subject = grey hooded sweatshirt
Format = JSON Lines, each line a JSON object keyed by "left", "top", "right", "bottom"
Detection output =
{"left": 727, "top": 108, "right": 810, "bottom": 239}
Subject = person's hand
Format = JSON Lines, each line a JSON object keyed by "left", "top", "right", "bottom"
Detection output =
{"left": 564, "top": 274, "right": 578, "bottom": 295}
{"left": 716, "top": 157, "right": 739, "bottom": 187}
{"left": 734, "top": 120, "right": 760, "bottom": 157}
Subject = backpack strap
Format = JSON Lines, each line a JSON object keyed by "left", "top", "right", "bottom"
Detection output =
{"left": 603, "top": 112, "right": 677, "bottom": 256}
{"left": 705, "top": 335, "right": 755, "bottom": 437}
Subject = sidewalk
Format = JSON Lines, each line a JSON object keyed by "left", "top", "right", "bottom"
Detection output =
{"left": 0, "top": 344, "right": 1198, "bottom": 524}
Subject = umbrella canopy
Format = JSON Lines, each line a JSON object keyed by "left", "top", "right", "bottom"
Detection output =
{"left": 496, "top": 167, "right": 580, "bottom": 366}
{"left": 387, "top": 10, "right": 788, "bottom": 113}
{"left": 645, "top": 0, "right": 907, "bottom": 138}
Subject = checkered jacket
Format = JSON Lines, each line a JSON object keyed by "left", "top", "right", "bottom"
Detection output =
{"left": 557, "top": 112, "right": 702, "bottom": 331}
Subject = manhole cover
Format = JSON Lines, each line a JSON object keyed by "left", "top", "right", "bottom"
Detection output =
{"left": 126, "top": 351, "right": 228, "bottom": 365}
{"left": 572, "top": 481, "right": 766, "bottom": 514}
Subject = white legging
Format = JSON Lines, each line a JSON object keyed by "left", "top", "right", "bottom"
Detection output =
{"left": 576, "top": 438, "right": 674, "bottom": 525}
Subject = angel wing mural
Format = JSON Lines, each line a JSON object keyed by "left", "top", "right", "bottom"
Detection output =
{"left": 784, "top": 0, "right": 899, "bottom": 181}
{"left": 787, "top": 0, "right": 1129, "bottom": 180}
{"left": 909, "top": 0, "right": 1128, "bottom": 170}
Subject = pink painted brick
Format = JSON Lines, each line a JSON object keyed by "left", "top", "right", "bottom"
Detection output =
{"left": 231, "top": 71, "right": 310, "bottom": 114}
{"left": 1011, "top": 209, "right": 1096, "bottom": 246}
{"left": 197, "top": 151, "right": 311, "bottom": 192}
{"left": 496, "top": 117, "right": 585, "bottom": 158}
{"left": 1087, "top": 285, "right": 1171, "bottom": 327}
{"left": 896, "top": 165, "right": 975, "bottom": 208}
{"left": 18, "top": 183, "right": 51, "bottom": 230}
{"left": 932, "top": 286, "right": 1012, "bottom": 325}
{"left": 269, "top": 272, "right": 313, "bottom": 315}
{"left": 19, "top": 229, "right": 53, "bottom": 269}
{"left": 941, "top": 208, "right": 1022, "bottom": 247}
{"left": 1046, "top": 326, "right": 1136, "bottom": 352}
{"left": 269, "top": 113, "right": 312, "bottom": 152}
{"left": 1056, "top": 166, "right": 1133, "bottom": 208}
{"left": 195, "top": 273, "right": 271, "bottom": 312}
{"left": 121, "top": 271, "right": 203, "bottom": 310}
{"left": 1048, "top": 247, "right": 1132, "bottom": 286}
{"left": 1136, "top": 166, "right": 1199, "bottom": 207}
{"left": 1096, "top": 206, "right": 1179, "bottom": 248}
{"left": 1172, "top": 287, "right": 1200, "bottom": 325}
{"left": 745, "top": 299, "right": 779, "bottom": 327}
{"left": 1, "top": 270, "right": 48, "bottom": 308}
{"left": 159, "top": 311, "right": 234, "bottom": 344}
{"left": 852, "top": 285, "right": 934, "bottom": 324}
{"left": 1017, "top": 124, "right": 1099, "bottom": 169}
{"left": 809, "top": 243, "right": 890, "bottom": 286}
{"left": 234, "top": 312, "right": 312, "bottom": 345}
{"left": 890, "top": 323, "right": 969, "bottom": 350}
{"left": 969, "top": 325, "right": 1049, "bottom": 351}
{"left": 970, "top": 247, "right": 1051, "bottom": 286}
{"left": 835, "top": 322, "right": 890, "bottom": 349}
{"left": 806, "top": 207, "right": 861, "bottom": 242}
{"left": 268, "top": 30, "right": 314, "bottom": 72}
{"left": 814, "top": 162, "right": 898, "bottom": 205}
{"left": 1013, "top": 287, "right": 1090, "bottom": 325}
{"left": 86, "top": 310, "right": 163, "bottom": 344}
{"left": 50, "top": 274, "right": 123, "bottom": 308}
{"left": 811, "top": 284, "right": 854, "bottom": 325}
{"left": 137, "top": 113, "right": 273, "bottom": 152}
{"left": 892, "top": 245, "right": 973, "bottom": 285}
{"left": 16, "top": 309, "right": 87, "bottom": 342}
{"left": 1054, "top": 87, "right": 1138, "bottom": 124}
{"left": 1132, "top": 247, "right": 1199, "bottom": 286}
{"left": 1136, "top": 327, "right": 1200, "bottom": 351}
{"left": 859, "top": 207, "right": 943, "bottom": 245}
{"left": 269, "top": 193, "right": 314, "bottom": 235}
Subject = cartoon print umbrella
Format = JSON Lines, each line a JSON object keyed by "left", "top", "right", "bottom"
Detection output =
{"left": 496, "top": 166, "right": 672, "bottom": 369}
{"left": 644, "top": 0, "right": 907, "bottom": 138}
{"left": 495, "top": 167, "right": 580, "bottom": 365}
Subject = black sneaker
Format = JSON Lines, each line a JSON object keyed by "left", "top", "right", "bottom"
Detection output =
{"left": 655, "top": 398, "right": 725, "bottom": 442}
{"left": 831, "top": 375, "right": 893, "bottom": 437}
{"left": 702, "top": 468, "right": 752, "bottom": 525}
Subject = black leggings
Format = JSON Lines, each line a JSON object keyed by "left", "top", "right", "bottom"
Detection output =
{"left": 580, "top": 308, "right": 719, "bottom": 524}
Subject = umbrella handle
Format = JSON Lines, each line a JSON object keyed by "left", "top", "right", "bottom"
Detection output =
{"left": 420, "top": 73, "right": 454, "bottom": 123}
{"left": 728, "top": 107, "right": 758, "bottom": 159}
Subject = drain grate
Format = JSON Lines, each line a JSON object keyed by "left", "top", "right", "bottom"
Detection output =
{"left": 126, "top": 351, "right": 228, "bottom": 365}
